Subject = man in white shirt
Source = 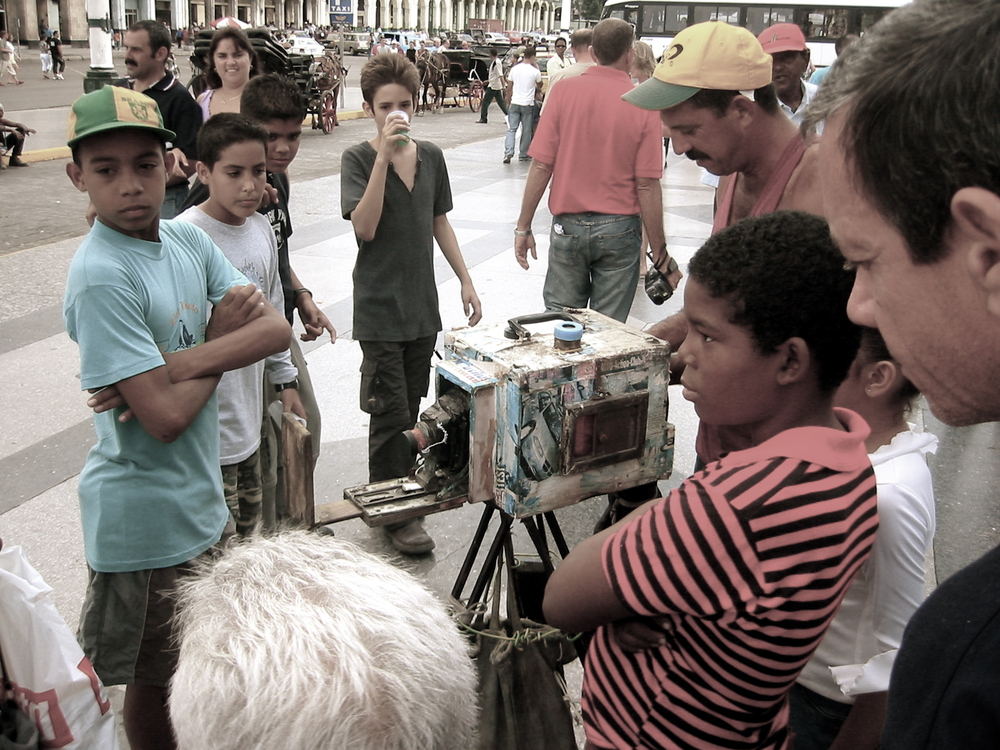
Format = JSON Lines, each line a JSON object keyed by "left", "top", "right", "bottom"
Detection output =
{"left": 757, "top": 23, "right": 818, "bottom": 126}
{"left": 545, "top": 36, "right": 569, "bottom": 81}
{"left": 542, "top": 28, "right": 594, "bottom": 111}
{"left": 477, "top": 47, "right": 508, "bottom": 124}
{"left": 503, "top": 47, "right": 541, "bottom": 163}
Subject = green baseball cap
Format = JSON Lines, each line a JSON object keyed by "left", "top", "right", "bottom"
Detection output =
{"left": 67, "top": 85, "right": 176, "bottom": 148}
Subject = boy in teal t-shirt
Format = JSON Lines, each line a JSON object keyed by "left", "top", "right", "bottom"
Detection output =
{"left": 62, "top": 86, "right": 291, "bottom": 748}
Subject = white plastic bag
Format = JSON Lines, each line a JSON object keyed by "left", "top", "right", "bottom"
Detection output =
{"left": 0, "top": 545, "right": 118, "bottom": 749}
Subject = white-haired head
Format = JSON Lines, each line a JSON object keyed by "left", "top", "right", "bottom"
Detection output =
{"left": 169, "top": 530, "right": 478, "bottom": 750}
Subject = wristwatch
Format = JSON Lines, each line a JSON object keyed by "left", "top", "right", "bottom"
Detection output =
{"left": 274, "top": 379, "right": 299, "bottom": 392}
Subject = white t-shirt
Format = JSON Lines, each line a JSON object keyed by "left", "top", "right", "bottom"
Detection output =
{"left": 509, "top": 61, "right": 541, "bottom": 106}
{"left": 797, "top": 426, "right": 938, "bottom": 702}
{"left": 178, "top": 206, "right": 296, "bottom": 464}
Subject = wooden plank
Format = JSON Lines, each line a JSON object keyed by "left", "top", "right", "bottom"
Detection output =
{"left": 281, "top": 413, "right": 315, "bottom": 526}
{"left": 313, "top": 498, "right": 364, "bottom": 525}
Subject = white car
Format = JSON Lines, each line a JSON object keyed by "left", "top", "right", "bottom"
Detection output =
{"left": 289, "top": 32, "right": 325, "bottom": 58}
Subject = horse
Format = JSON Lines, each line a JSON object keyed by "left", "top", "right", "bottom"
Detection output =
{"left": 313, "top": 49, "right": 347, "bottom": 127}
{"left": 416, "top": 50, "right": 449, "bottom": 114}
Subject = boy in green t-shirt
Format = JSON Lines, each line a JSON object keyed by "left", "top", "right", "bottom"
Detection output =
{"left": 63, "top": 86, "right": 290, "bottom": 748}
{"left": 341, "top": 53, "right": 482, "bottom": 555}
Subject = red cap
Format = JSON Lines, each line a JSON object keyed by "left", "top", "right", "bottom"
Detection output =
{"left": 757, "top": 23, "right": 808, "bottom": 54}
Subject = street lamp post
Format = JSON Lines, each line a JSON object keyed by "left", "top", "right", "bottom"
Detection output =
{"left": 84, "top": 0, "right": 117, "bottom": 92}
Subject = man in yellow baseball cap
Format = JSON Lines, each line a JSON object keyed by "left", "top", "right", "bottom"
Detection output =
{"left": 624, "top": 20, "right": 772, "bottom": 110}
{"left": 631, "top": 22, "right": 827, "bottom": 466}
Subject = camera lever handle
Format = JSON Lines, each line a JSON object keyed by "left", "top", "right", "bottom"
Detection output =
{"left": 503, "top": 311, "right": 582, "bottom": 340}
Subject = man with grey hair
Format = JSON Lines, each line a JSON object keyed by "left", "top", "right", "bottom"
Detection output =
{"left": 169, "top": 530, "right": 478, "bottom": 750}
{"left": 805, "top": 1, "right": 1000, "bottom": 746}
{"left": 514, "top": 18, "right": 674, "bottom": 324}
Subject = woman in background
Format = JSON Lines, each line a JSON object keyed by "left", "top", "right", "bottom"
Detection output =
{"left": 197, "top": 27, "right": 258, "bottom": 120}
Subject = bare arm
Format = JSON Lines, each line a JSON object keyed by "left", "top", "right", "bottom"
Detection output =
{"left": 780, "top": 144, "right": 825, "bottom": 217}
{"left": 543, "top": 502, "right": 656, "bottom": 632}
{"left": 514, "top": 160, "right": 553, "bottom": 270}
{"left": 165, "top": 285, "right": 291, "bottom": 383}
{"left": 636, "top": 176, "right": 666, "bottom": 261}
{"left": 109, "top": 366, "right": 221, "bottom": 443}
{"left": 349, "top": 153, "right": 390, "bottom": 241}
{"left": 349, "top": 113, "right": 409, "bottom": 241}
{"left": 433, "top": 214, "right": 482, "bottom": 326}
{"left": 637, "top": 177, "right": 683, "bottom": 292}
{"left": 646, "top": 311, "right": 688, "bottom": 384}
{"left": 289, "top": 267, "right": 336, "bottom": 342}
{"left": 89, "top": 287, "right": 291, "bottom": 435}
{"left": 646, "top": 310, "right": 688, "bottom": 350}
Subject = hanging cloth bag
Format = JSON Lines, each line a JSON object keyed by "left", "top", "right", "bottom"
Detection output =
{"left": 462, "top": 535, "right": 578, "bottom": 750}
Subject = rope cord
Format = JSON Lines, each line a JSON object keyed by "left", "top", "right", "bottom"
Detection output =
{"left": 457, "top": 617, "right": 581, "bottom": 647}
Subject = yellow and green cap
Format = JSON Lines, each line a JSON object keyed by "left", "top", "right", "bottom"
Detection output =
{"left": 623, "top": 22, "right": 773, "bottom": 110}
{"left": 67, "top": 85, "right": 176, "bottom": 148}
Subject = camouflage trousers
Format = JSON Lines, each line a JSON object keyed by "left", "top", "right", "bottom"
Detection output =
{"left": 221, "top": 449, "right": 263, "bottom": 537}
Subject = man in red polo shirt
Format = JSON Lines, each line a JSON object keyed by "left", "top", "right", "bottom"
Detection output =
{"left": 513, "top": 18, "right": 681, "bottom": 323}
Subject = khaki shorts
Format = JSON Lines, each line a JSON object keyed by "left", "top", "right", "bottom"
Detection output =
{"left": 77, "top": 558, "right": 201, "bottom": 687}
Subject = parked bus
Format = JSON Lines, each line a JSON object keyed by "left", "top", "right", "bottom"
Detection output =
{"left": 601, "top": 0, "right": 908, "bottom": 66}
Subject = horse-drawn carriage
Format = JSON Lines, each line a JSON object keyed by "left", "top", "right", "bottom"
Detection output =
{"left": 189, "top": 28, "right": 346, "bottom": 133}
{"left": 416, "top": 48, "right": 492, "bottom": 113}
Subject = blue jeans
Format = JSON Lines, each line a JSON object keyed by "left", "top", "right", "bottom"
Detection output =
{"left": 788, "top": 683, "right": 852, "bottom": 750}
{"left": 542, "top": 212, "right": 641, "bottom": 323}
{"left": 504, "top": 103, "right": 535, "bottom": 159}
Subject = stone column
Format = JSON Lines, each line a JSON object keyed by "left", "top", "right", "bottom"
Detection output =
{"left": 64, "top": 0, "right": 90, "bottom": 43}
{"left": 435, "top": 0, "right": 445, "bottom": 32}
{"left": 84, "top": 0, "right": 116, "bottom": 91}
{"left": 109, "top": 0, "right": 125, "bottom": 30}
{"left": 558, "top": 0, "right": 567, "bottom": 31}
{"left": 137, "top": 0, "right": 153, "bottom": 18}
{"left": 171, "top": 0, "right": 189, "bottom": 30}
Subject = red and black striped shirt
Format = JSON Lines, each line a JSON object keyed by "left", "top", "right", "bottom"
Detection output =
{"left": 584, "top": 409, "right": 878, "bottom": 749}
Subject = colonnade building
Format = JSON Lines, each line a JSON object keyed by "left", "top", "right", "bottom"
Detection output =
{"left": 371, "top": 0, "right": 556, "bottom": 36}
{"left": 1, "top": 0, "right": 555, "bottom": 45}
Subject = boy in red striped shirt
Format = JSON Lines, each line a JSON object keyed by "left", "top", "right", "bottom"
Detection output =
{"left": 545, "top": 211, "right": 878, "bottom": 750}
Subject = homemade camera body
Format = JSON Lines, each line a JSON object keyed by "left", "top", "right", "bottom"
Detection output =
{"left": 342, "top": 310, "right": 675, "bottom": 526}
